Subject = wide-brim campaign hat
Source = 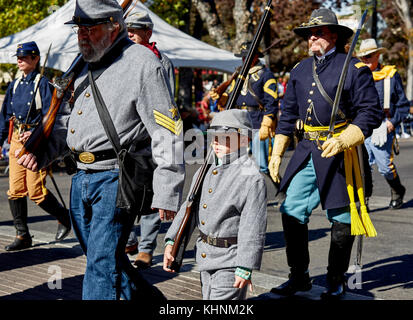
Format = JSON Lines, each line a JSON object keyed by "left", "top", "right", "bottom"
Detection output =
{"left": 293, "top": 8, "right": 354, "bottom": 40}
{"left": 357, "top": 38, "right": 386, "bottom": 57}
{"left": 210, "top": 109, "right": 252, "bottom": 136}
{"left": 64, "top": 0, "right": 123, "bottom": 26}
{"left": 14, "top": 41, "right": 40, "bottom": 57}
{"left": 234, "top": 41, "right": 264, "bottom": 58}
{"left": 125, "top": 11, "right": 154, "bottom": 30}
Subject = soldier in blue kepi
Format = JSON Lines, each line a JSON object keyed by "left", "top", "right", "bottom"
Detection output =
{"left": 0, "top": 41, "right": 71, "bottom": 251}
{"left": 268, "top": 8, "right": 382, "bottom": 299}
{"left": 209, "top": 42, "right": 279, "bottom": 179}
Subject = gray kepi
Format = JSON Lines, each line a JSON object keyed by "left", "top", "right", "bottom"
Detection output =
{"left": 64, "top": 0, "right": 124, "bottom": 26}
{"left": 125, "top": 11, "right": 154, "bottom": 30}
{"left": 210, "top": 109, "right": 253, "bottom": 136}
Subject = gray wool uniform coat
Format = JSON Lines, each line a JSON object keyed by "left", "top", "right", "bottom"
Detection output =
{"left": 165, "top": 149, "right": 267, "bottom": 271}
{"left": 35, "top": 33, "right": 185, "bottom": 212}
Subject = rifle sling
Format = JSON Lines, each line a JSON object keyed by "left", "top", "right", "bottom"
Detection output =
{"left": 312, "top": 59, "right": 346, "bottom": 121}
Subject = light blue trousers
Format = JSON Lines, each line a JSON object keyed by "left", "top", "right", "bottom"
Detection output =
{"left": 280, "top": 156, "right": 351, "bottom": 225}
{"left": 364, "top": 132, "right": 398, "bottom": 180}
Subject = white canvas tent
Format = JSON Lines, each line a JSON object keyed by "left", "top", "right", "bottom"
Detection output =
{"left": 0, "top": 1, "right": 241, "bottom": 73}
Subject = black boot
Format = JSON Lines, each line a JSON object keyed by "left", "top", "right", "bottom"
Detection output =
{"left": 386, "top": 175, "right": 406, "bottom": 209}
{"left": 38, "top": 193, "right": 71, "bottom": 241}
{"left": 321, "top": 222, "right": 355, "bottom": 300}
{"left": 271, "top": 214, "right": 312, "bottom": 296}
{"left": 5, "top": 198, "right": 32, "bottom": 251}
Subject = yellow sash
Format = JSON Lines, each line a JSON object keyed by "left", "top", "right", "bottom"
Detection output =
{"left": 304, "top": 124, "right": 377, "bottom": 237}
{"left": 372, "top": 65, "right": 397, "bottom": 81}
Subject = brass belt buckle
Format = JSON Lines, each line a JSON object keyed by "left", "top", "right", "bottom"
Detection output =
{"left": 79, "top": 152, "right": 95, "bottom": 164}
{"left": 207, "top": 235, "right": 217, "bottom": 246}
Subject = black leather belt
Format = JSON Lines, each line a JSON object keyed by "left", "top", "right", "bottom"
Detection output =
{"left": 199, "top": 231, "right": 237, "bottom": 248}
{"left": 71, "top": 149, "right": 118, "bottom": 164}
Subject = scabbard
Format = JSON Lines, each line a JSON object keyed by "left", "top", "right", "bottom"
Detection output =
{"left": 7, "top": 116, "right": 15, "bottom": 144}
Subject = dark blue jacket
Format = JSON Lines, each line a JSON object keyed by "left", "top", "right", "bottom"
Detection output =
{"left": 230, "top": 65, "right": 279, "bottom": 129}
{"left": 373, "top": 65, "right": 410, "bottom": 127}
{"left": 0, "top": 70, "right": 53, "bottom": 145}
{"left": 276, "top": 51, "right": 382, "bottom": 210}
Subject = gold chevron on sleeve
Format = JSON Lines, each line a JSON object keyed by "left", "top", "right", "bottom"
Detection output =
{"left": 153, "top": 110, "right": 183, "bottom": 135}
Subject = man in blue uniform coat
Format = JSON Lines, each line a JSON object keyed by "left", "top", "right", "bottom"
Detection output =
{"left": 0, "top": 42, "right": 71, "bottom": 251}
{"left": 357, "top": 38, "right": 410, "bottom": 209}
{"left": 268, "top": 8, "right": 382, "bottom": 299}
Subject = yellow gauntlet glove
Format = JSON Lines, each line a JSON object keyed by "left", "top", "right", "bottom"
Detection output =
{"left": 321, "top": 124, "right": 364, "bottom": 158}
{"left": 259, "top": 115, "right": 276, "bottom": 141}
{"left": 268, "top": 134, "right": 291, "bottom": 183}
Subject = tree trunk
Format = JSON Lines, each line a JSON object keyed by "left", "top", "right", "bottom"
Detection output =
{"left": 394, "top": 0, "right": 413, "bottom": 99}
{"left": 233, "top": 0, "right": 252, "bottom": 52}
{"left": 191, "top": 0, "right": 232, "bottom": 51}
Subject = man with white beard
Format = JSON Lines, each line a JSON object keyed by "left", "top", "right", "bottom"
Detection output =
{"left": 16, "top": 0, "right": 185, "bottom": 300}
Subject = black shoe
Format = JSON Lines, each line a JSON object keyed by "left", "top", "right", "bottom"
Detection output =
{"left": 270, "top": 273, "right": 312, "bottom": 296}
{"left": 55, "top": 222, "right": 71, "bottom": 241}
{"left": 389, "top": 198, "right": 404, "bottom": 209}
{"left": 320, "top": 281, "right": 346, "bottom": 300}
{"left": 5, "top": 235, "right": 32, "bottom": 251}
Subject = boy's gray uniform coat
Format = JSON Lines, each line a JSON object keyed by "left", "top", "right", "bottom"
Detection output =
{"left": 36, "top": 34, "right": 185, "bottom": 212}
{"left": 166, "top": 150, "right": 267, "bottom": 271}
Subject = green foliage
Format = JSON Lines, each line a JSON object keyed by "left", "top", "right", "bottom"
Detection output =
{"left": 145, "top": 0, "right": 191, "bottom": 28}
{"left": 0, "top": 0, "right": 69, "bottom": 38}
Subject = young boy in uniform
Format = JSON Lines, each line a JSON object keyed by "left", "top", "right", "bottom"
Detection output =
{"left": 163, "top": 109, "right": 267, "bottom": 300}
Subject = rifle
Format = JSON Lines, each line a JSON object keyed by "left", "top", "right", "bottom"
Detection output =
{"left": 168, "top": 0, "right": 274, "bottom": 272}
{"left": 17, "top": 0, "right": 136, "bottom": 159}
{"left": 213, "top": 66, "right": 241, "bottom": 110}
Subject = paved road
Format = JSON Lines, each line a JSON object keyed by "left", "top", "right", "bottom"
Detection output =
{"left": 0, "top": 137, "right": 412, "bottom": 300}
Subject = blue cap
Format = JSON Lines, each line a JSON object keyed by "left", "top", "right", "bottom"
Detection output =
{"left": 64, "top": 0, "right": 123, "bottom": 26}
{"left": 14, "top": 41, "right": 40, "bottom": 57}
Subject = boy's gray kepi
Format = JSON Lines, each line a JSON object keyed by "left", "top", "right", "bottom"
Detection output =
{"left": 125, "top": 12, "right": 154, "bottom": 30}
{"left": 293, "top": 8, "right": 353, "bottom": 40}
{"left": 210, "top": 109, "right": 252, "bottom": 135}
{"left": 64, "top": 0, "right": 124, "bottom": 26}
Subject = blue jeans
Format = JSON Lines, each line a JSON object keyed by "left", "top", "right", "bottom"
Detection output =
{"left": 280, "top": 156, "right": 351, "bottom": 225}
{"left": 70, "top": 170, "right": 137, "bottom": 300}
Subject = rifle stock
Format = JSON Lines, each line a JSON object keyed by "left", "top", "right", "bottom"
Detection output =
{"left": 17, "top": 0, "right": 135, "bottom": 159}
{"left": 169, "top": 0, "right": 273, "bottom": 272}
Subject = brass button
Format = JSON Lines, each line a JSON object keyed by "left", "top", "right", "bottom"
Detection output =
{"left": 70, "top": 129, "right": 75, "bottom": 134}
{"left": 85, "top": 92, "right": 90, "bottom": 97}
{"left": 208, "top": 188, "right": 212, "bottom": 193}
{"left": 307, "top": 108, "right": 312, "bottom": 113}
{"left": 312, "top": 82, "right": 316, "bottom": 87}
{"left": 307, "top": 99, "right": 312, "bottom": 103}
{"left": 309, "top": 90, "right": 314, "bottom": 95}
{"left": 201, "top": 253, "right": 206, "bottom": 258}
{"left": 201, "top": 220, "right": 205, "bottom": 225}
{"left": 203, "top": 204, "right": 207, "bottom": 209}
{"left": 77, "top": 110, "right": 83, "bottom": 115}
{"left": 307, "top": 117, "right": 312, "bottom": 121}
{"left": 212, "top": 170, "right": 218, "bottom": 175}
